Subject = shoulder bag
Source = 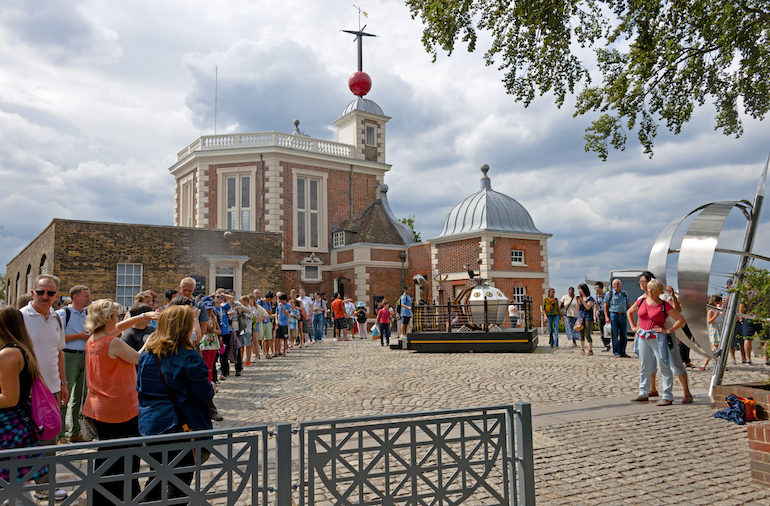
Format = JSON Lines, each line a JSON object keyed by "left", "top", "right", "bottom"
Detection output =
{"left": 10, "top": 344, "right": 63, "bottom": 441}
{"left": 155, "top": 358, "right": 211, "bottom": 464}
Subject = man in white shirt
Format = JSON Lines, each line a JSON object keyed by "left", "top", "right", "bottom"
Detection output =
{"left": 20, "top": 274, "right": 69, "bottom": 501}
{"left": 298, "top": 289, "right": 313, "bottom": 342}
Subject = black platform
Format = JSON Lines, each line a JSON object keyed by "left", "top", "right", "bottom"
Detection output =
{"left": 404, "top": 328, "right": 539, "bottom": 352}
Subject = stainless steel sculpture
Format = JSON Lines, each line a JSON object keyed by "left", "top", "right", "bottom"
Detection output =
{"left": 647, "top": 154, "right": 768, "bottom": 393}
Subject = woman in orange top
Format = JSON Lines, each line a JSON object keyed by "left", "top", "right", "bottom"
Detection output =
{"left": 83, "top": 299, "right": 157, "bottom": 504}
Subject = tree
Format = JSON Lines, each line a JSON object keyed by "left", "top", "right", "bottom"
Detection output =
{"left": 731, "top": 266, "right": 770, "bottom": 340}
{"left": 400, "top": 215, "right": 422, "bottom": 242}
{"left": 406, "top": 0, "right": 770, "bottom": 160}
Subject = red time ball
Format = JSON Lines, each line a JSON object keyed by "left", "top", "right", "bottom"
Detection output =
{"left": 348, "top": 71, "right": 372, "bottom": 97}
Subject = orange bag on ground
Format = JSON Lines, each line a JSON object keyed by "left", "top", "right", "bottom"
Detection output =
{"left": 737, "top": 396, "right": 757, "bottom": 421}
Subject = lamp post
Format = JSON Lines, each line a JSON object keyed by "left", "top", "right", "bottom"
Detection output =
{"left": 398, "top": 251, "right": 407, "bottom": 290}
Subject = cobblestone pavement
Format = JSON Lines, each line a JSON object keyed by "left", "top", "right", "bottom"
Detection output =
{"left": 206, "top": 337, "right": 770, "bottom": 504}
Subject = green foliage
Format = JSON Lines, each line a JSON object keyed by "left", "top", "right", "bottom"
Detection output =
{"left": 399, "top": 215, "right": 422, "bottom": 242}
{"left": 731, "top": 266, "right": 770, "bottom": 336}
{"left": 407, "top": 0, "right": 770, "bottom": 160}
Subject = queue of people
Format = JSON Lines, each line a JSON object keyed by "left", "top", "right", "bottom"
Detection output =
{"left": 0, "top": 273, "right": 386, "bottom": 502}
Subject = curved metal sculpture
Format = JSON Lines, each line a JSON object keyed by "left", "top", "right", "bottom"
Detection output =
{"left": 647, "top": 154, "right": 768, "bottom": 393}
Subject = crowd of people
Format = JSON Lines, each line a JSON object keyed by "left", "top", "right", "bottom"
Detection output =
{"left": 0, "top": 274, "right": 416, "bottom": 502}
{"left": 545, "top": 271, "right": 767, "bottom": 407}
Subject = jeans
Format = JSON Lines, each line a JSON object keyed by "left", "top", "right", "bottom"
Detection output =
{"left": 610, "top": 312, "right": 628, "bottom": 356}
{"left": 637, "top": 333, "right": 674, "bottom": 400}
{"left": 380, "top": 323, "right": 391, "bottom": 346}
{"left": 546, "top": 314, "right": 560, "bottom": 347}
{"left": 313, "top": 314, "right": 325, "bottom": 341}
{"left": 62, "top": 351, "right": 87, "bottom": 438}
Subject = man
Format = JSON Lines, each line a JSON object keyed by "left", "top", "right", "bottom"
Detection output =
{"left": 56, "top": 284, "right": 91, "bottom": 443}
{"left": 399, "top": 286, "right": 413, "bottom": 337}
{"left": 593, "top": 282, "right": 610, "bottom": 352}
{"left": 312, "top": 292, "right": 326, "bottom": 342}
{"left": 604, "top": 279, "right": 631, "bottom": 357}
{"left": 344, "top": 297, "right": 356, "bottom": 341}
{"left": 121, "top": 303, "right": 156, "bottom": 351}
{"left": 298, "top": 289, "right": 313, "bottom": 343}
{"left": 331, "top": 293, "right": 348, "bottom": 340}
{"left": 179, "top": 277, "right": 208, "bottom": 336}
{"left": 21, "top": 274, "right": 69, "bottom": 501}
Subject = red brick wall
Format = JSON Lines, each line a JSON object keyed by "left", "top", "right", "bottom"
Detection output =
{"left": 337, "top": 250, "right": 354, "bottom": 264}
{"left": 749, "top": 423, "right": 770, "bottom": 487}
{"left": 436, "top": 238, "right": 481, "bottom": 276}
{"left": 492, "top": 237, "right": 543, "bottom": 271}
{"left": 366, "top": 266, "right": 403, "bottom": 306}
{"left": 493, "top": 278, "right": 546, "bottom": 316}
{"left": 407, "top": 243, "right": 432, "bottom": 303}
{"left": 371, "top": 249, "right": 402, "bottom": 262}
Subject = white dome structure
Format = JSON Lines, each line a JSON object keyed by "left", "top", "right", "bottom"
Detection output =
{"left": 437, "top": 164, "right": 547, "bottom": 238}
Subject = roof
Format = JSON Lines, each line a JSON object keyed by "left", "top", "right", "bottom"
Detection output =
{"left": 332, "top": 184, "right": 414, "bottom": 246}
{"left": 436, "top": 165, "right": 548, "bottom": 238}
{"left": 341, "top": 97, "right": 385, "bottom": 117}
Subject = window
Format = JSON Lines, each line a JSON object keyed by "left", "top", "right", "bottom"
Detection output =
{"left": 215, "top": 266, "right": 235, "bottom": 291}
{"left": 225, "top": 174, "right": 251, "bottom": 230}
{"left": 365, "top": 125, "right": 376, "bottom": 146}
{"left": 511, "top": 249, "right": 525, "bottom": 265}
{"left": 116, "top": 264, "right": 142, "bottom": 309}
{"left": 25, "top": 265, "right": 32, "bottom": 294}
{"left": 300, "top": 252, "right": 323, "bottom": 283}
{"left": 333, "top": 231, "right": 345, "bottom": 248}
{"left": 39, "top": 255, "right": 48, "bottom": 275}
{"left": 181, "top": 182, "right": 193, "bottom": 227}
{"left": 297, "top": 176, "right": 320, "bottom": 248}
{"left": 15, "top": 273, "right": 21, "bottom": 304}
{"left": 511, "top": 287, "right": 526, "bottom": 304}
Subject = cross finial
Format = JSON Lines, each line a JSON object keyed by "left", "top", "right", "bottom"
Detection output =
{"left": 342, "top": 7, "right": 377, "bottom": 72}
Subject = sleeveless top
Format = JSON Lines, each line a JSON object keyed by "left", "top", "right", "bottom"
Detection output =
{"left": 0, "top": 343, "right": 33, "bottom": 403}
{"left": 83, "top": 336, "right": 139, "bottom": 423}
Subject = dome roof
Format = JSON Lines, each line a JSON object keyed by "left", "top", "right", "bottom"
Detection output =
{"left": 437, "top": 165, "right": 547, "bottom": 238}
{"left": 341, "top": 97, "right": 385, "bottom": 117}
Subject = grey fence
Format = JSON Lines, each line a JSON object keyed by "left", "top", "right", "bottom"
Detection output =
{"left": 1, "top": 404, "right": 534, "bottom": 506}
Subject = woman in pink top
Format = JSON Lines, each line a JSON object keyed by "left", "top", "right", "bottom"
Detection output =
{"left": 83, "top": 299, "right": 157, "bottom": 504}
{"left": 377, "top": 300, "right": 393, "bottom": 347}
{"left": 626, "top": 279, "right": 685, "bottom": 406}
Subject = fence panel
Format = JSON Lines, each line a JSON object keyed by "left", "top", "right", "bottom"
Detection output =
{"left": 0, "top": 425, "right": 268, "bottom": 506}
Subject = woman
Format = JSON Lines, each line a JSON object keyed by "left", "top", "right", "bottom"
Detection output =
{"left": 560, "top": 287, "right": 580, "bottom": 347}
{"left": 82, "top": 299, "right": 157, "bottom": 503}
{"left": 356, "top": 302, "right": 368, "bottom": 339}
{"left": 543, "top": 288, "right": 560, "bottom": 347}
{"left": 576, "top": 284, "right": 594, "bottom": 356}
{"left": 377, "top": 300, "right": 393, "bottom": 347}
{"left": 0, "top": 307, "right": 47, "bottom": 503}
{"left": 637, "top": 273, "right": 694, "bottom": 403}
{"left": 137, "top": 305, "right": 215, "bottom": 501}
{"left": 701, "top": 295, "right": 724, "bottom": 370}
{"left": 199, "top": 300, "right": 222, "bottom": 382}
{"left": 627, "top": 279, "right": 686, "bottom": 406}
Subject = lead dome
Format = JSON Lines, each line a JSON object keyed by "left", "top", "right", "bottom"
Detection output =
{"left": 437, "top": 164, "right": 546, "bottom": 238}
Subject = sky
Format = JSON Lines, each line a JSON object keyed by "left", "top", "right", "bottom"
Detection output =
{"left": 1, "top": 0, "right": 768, "bottom": 299}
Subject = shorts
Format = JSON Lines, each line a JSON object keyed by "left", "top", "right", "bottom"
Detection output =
{"left": 334, "top": 318, "right": 348, "bottom": 330}
{"left": 260, "top": 322, "right": 272, "bottom": 340}
{"left": 290, "top": 329, "right": 298, "bottom": 338}
{"left": 402, "top": 316, "right": 411, "bottom": 325}
{"left": 277, "top": 326, "right": 289, "bottom": 340}
{"left": 744, "top": 320, "right": 769, "bottom": 340}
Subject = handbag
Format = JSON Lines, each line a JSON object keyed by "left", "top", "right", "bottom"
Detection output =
{"left": 573, "top": 318, "right": 585, "bottom": 332}
{"left": 30, "top": 377, "right": 62, "bottom": 441}
{"left": 155, "top": 359, "right": 210, "bottom": 464}
{"left": 737, "top": 396, "right": 758, "bottom": 421}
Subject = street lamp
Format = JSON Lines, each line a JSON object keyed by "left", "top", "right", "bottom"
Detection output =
{"left": 398, "top": 251, "right": 407, "bottom": 290}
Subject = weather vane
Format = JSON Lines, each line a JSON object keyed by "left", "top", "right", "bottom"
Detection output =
{"left": 342, "top": 5, "right": 378, "bottom": 72}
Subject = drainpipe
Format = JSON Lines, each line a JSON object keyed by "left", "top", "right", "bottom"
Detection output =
{"left": 258, "top": 154, "right": 265, "bottom": 231}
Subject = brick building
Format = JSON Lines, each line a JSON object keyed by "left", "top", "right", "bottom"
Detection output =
{"left": 5, "top": 219, "right": 282, "bottom": 308}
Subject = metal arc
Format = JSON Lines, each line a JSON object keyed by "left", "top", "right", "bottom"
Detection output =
{"left": 677, "top": 201, "right": 741, "bottom": 359}
{"left": 647, "top": 204, "right": 710, "bottom": 285}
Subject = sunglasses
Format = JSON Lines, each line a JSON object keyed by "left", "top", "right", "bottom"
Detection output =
{"left": 35, "top": 290, "right": 58, "bottom": 297}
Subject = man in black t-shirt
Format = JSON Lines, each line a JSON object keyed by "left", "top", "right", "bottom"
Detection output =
{"left": 122, "top": 304, "right": 155, "bottom": 351}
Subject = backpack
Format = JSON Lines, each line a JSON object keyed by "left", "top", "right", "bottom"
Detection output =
{"left": 396, "top": 297, "right": 402, "bottom": 316}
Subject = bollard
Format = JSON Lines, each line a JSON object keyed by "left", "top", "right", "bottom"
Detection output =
{"left": 275, "top": 422, "right": 292, "bottom": 506}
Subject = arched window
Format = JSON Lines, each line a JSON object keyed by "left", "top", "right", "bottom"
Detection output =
{"left": 25, "top": 265, "right": 32, "bottom": 294}
{"left": 39, "top": 255, "right": 48, "bottom": 275}
{"left": 15, "top": 273, "right": 21, "bottom": 305}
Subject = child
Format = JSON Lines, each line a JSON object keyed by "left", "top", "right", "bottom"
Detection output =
{"left": 200, "top": 302, "right": 222, "bottom": 383}
{"left": 275, "top": 293, "right": 292, "bottom": 356}
{"left": 377, "top": 300, "right": 393, "bottom": 347}
{"left": 356, "top": 302, "right": 368, "bottom": 339}
{"left": 701, "top": 294, "right": 724, "bottom": 370}
{"left": 289, "top": 301, "right": 301, "bottom": 349}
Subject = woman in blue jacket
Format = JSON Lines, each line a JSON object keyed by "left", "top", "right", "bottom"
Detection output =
{"left": 137, "top": 305, "right": 214, "bottom": 501}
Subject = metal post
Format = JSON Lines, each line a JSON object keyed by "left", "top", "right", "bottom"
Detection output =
{"left": 275, "top": 422, "right": 292, "bottom": 506}
{"left": 514, "top": 403, "right": 535, "bottom": 506}
{"left": 711, "top": 156, "right": 767, "bottom": 393}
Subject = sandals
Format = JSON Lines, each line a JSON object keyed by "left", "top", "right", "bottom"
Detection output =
{"left": 580, "top": 350, "right": 585, "bottom": 355}
{"left": 682, "top": 394, "right": 693, "bottom": 404}
{"left": 648, "top": 390, "right": 659, "bottom": 398}
{"left": 630, "top": 396, "right": 649, "bottom": 403}
{"left": 587, "top": 350, "right": 593, "bottom": 356}
{"left": 656, "top": 399, "right": 673, "bottom": 406}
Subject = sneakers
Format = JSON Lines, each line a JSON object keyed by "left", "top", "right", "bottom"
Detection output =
{"left": 35, "top": 488, "right": 69, "bottom": 501}
{"left": 210, "top": 412, "right": 224, "bottom": 421}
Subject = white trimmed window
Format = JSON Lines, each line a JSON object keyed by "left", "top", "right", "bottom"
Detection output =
{"left": 215, "top": 266, "right": 235, "bottom": 291}
{"left": 301, "top": 252, "right": 323, "bottom": 283}
{"left": 511, "top": 249, "right": 525, "bottom": 265}
{"left": 511, "top": 286, "right": 526, "bottom": 304}
{"left": 293, "top": 169, "right": 328, "bottom": 252}
{"left": 117, "top": 264, "right": 142, "bottom": 309}
{"left": 226, "top": 174, "right": 252, "bottom": 230}
{"left": 365, "top": 125, "right": 376, "bottom": 146}
{"left": 333, "top": 231, "right": 345, "bottom": 248}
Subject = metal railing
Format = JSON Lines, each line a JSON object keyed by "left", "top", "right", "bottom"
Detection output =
{"left": 413, "top": 298, "right": 534, "bottom": 333}
{"left": 1, "top": 405, "right": 535, "bottom": 506}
